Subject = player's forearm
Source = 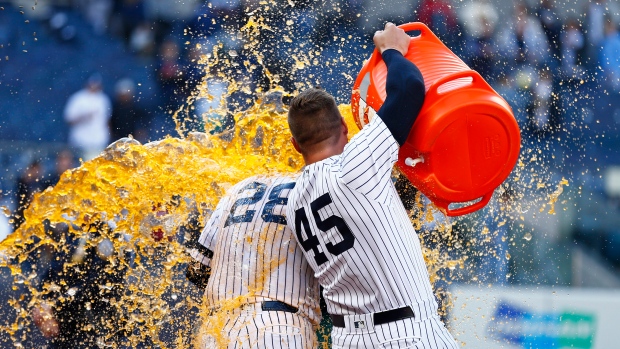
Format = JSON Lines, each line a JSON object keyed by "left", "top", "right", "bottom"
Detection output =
{"left": 377, "top": 49, "right": 425, "bottom": 146}
{"left": 185, "top": 238, "right": 214, "bottom": 290}
{"left": 186, "top": 259, "right": 211, "bottom": 290}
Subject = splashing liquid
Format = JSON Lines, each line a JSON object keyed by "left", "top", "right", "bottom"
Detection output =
{"left": 0, "top": 4, "right": 569, "bottom": 348}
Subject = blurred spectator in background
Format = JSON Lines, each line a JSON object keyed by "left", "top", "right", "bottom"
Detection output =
{"left": 314, "top": 0, "right": 359, "bottom": 44}
{"left": 458, "top": 0, "right": 498, "bottom": 41}
{"left": 530, "top": 69, "right": 556, "bottom": 136}
{"left": 415, "top": 0, "right": 461, "bottom": 50}
{"left": 157, "top": 39, "right": 186, "bottom": 111}
{"left": 496, "top": 2, "right": 550, "bottom": 69}
{"left": 535, "top": 0, "right": 562, "bottom": 67}
{"left": 0, "top": 10, "right": 17, "bottom": 49}
{"left": 111, "top": 0, "right": 146, "bottom": 45}
{"left": 0, "top": 183, "right": 10, "bottom": 242}
{"left": 560, "top": 17, "right": 586, "bottom": 80}
{"left": 13, "top": 160, "right": 48, "bottom": 230}
{"left": 110, "top": 78, "right": 150, "bottom": 143}
{"left": 32, "top": 221, "right": 127, "bottom": 348}
{"left": 464, "top": 16, "right": 498, "bottom": 81}
{"left": 129, "top": 21, "right": 156, "bottom": 57}
{"left": 47, "top": 149, "right": 77, "bottom": 187}
{"left": 144, "top": 0, "right": 200, "bottom": 45}
{"left": 494, "top": 74, "right": 526, "bottom": 124}
{"left": 64, "top": 74, "right": 112, "bottom": 161}
{"left": 583, "top": 0, "right": 619, "bottom": 70}
{"left": 48, "top": 11, "right": 79, "bottom": 44}
{"left": 79, "top": 0, "right": 114, "bottom": 35}
{"left": 599, "top": 17, "right": 620, "bottom": 92}
{"left": 0, "top": 212, "right": 9, "bottom": 243}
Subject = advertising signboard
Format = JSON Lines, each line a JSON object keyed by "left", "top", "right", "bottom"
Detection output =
{"left": 449, "top": 286, "right": 619, "bottom": 348}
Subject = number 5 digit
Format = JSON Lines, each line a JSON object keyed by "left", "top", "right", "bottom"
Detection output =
{"left": 311, "top": 193, "right": 355, "bottom": 256}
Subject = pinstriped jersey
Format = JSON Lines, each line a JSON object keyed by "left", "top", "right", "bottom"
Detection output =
{"left": 286, "top": 116, "right": 438, "bottom": 317}
{"left": 191, "top": 175, "right": 321, "bottom": 325}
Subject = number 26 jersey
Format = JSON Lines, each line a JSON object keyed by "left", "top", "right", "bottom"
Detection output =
{"left": 193, "top": 174, "right": 320, "bottom": 324}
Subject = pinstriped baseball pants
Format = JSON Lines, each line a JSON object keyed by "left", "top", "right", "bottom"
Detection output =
{"left": 331, "top": 315, "right": 459, "bottom": 349}
{"left": 198, "top": 308, "right": 317, "bottom": 349}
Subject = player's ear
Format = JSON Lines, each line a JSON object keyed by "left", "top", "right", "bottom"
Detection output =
{"left": 291, "top": 136, "right": 302, "bottom": 154}
{"left": 341, "top": 118, "right": 348, "bottom": 137}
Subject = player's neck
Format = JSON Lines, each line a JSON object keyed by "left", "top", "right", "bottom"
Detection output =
{"left": 303, "top": 145, "right": 344, "bottom": 165}
{"left": 300, "top": 129, "right": 348, "bottom": 165}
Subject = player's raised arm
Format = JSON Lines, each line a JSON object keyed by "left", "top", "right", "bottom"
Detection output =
{"left": 338, "top": 24, "right": 424, "bottom": 202}
{"left": 374, "top": 23, "right": 425, "bottom": 145}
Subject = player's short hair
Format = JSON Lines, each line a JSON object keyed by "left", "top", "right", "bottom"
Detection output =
{"left": 288, "top": 88, "right": 342, "bottom": 154}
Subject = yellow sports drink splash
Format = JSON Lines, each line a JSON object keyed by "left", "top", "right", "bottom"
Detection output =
{"left": 0, "top": 5, "right": 567, "bottom": 348}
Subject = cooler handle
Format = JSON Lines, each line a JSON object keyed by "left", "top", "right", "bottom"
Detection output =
{"left": 364, "top": 22, "right": 443, "bottom": 73}
{"left": 436, "top": 191, "right": 494, "bottom": 217}
{"left": 425, "top": 70, "right": 493, "bottom": 102}
{"left": 397, "top": 22, "right": 444, "bottom": 46}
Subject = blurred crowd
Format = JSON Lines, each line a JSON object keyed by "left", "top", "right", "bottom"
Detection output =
{"left": 0, "top": 0, "right": 619, "bottom": 346}
{"left": 1, "top": 0, "right": 620, "bottom": 285}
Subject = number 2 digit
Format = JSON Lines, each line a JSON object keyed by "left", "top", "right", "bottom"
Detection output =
{"left": 224, "top": 182, "right": 267, "bottom": 227}
{"left": 224, "top": 181, "right": 295, "bottom": 227}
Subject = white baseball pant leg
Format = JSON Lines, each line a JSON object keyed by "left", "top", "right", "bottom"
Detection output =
{"left": 199, "top": 306, "right": 317, "bottom": 349}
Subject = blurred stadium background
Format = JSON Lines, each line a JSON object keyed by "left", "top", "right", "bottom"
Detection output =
{"left": 1, "top": 0, "right": 620, "bottom": 348}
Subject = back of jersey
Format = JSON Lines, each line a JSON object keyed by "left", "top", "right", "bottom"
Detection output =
{"left": 286, "top": 116, "right": 438, "bottom": 317}
{"left": 196, "top": 174, "right": 320, "bottom": 324}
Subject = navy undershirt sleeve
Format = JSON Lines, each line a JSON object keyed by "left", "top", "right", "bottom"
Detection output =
{"left": 376, "top": 49, "right": 425, "bottom": 146}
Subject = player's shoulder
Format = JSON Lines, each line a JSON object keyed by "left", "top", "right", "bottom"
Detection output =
{"left": 351, "top": 114, "right": 389, "bottom": 141}
{"left": 239, "top": 173, "right": 297, "bottom": 187}
{"left": 341, "top": 115, "right": 393, "bottom": 160}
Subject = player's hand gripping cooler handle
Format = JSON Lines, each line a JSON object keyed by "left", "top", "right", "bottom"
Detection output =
{"left": 397, "top": 22, "right": 444, "bottom": 46}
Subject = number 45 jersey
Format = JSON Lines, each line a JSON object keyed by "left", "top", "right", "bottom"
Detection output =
{"left": 192, "top": 175, "right": 321, "bottom": 324}
{"left": 286, "top": 116, "right": 438, "bottom": 317}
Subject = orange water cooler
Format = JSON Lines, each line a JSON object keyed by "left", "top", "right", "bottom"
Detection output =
{"left": 351, "top": 22, "right": 521, "bottom": 216}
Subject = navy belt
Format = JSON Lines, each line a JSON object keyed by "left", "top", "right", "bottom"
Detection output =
{"left": 330, "top": 306, "right": 415, "bottom": 328}
{"left": 208, "top": 301, "right": 298, "bottom": 315}
{"left": 261, "top": 301, "right": 298, "bottom": 313}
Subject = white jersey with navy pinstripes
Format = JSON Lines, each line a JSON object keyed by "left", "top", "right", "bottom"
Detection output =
{"left": 190, "top": 175, "right": 321, "bottom": 325}
{"left": 286, "top": 115, "right": 438, "bottom": 317}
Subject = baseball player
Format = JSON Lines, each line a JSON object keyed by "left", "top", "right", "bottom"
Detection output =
{"left": 187, "top": 174, "right": 321, "bottom": 348}
{"left": 285, "top": 23, "right": 459, "bottom": 348}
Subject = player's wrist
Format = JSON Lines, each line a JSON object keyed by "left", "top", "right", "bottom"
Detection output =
{"left": 380, "top": 48, "right": 401, "bottom": 55}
